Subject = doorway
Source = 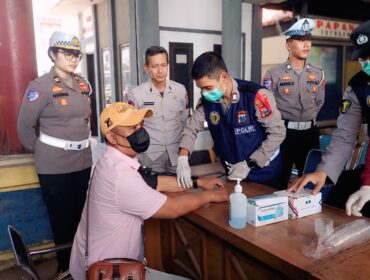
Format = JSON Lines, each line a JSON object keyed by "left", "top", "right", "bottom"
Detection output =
{"left": 169, "top": 42, "right": 194, "bottom": 108}
{"left": 86, "top": 53, "right": 98, "bottom": 137}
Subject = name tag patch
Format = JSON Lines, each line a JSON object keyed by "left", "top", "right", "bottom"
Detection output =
{"left": 143, "top": 102, "right": 154, "bottom": 106}
{"left": 234, "top": 125, "right": 256, "bottom": 135}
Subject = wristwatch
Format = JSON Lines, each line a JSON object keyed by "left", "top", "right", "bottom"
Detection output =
{"left": 191, "top": 175, "right": 199, "bottom": 189}
{"left": 246, "top": 158, "right": 257, "bottom": 169}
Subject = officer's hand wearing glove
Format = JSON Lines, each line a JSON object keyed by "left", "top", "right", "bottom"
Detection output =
{"left": 177, "top": 156, "right": 193, "bottom": 188}
{"left": 226, "top": 160, "right": 251, "bottom": 180}
{"left": 345, "top": 186, "right": 370, "bottom": 217}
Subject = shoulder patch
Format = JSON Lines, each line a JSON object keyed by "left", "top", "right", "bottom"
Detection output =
{"left": 340, "top": 99, "right": 352, "bottom": 114}
{"left": 27, "top": 89, "right": 40, "bottom": 102}
{"left": 128, "top": 99, "right": 135, "bottom": 106}
{"left": 255, "top": 92, "right": 272, "bottom": 118}
{"left": 263, "top": 78, "right": 272, "bottom": 89}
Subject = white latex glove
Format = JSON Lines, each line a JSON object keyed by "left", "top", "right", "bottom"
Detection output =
{"left": 176, "top": 156, "right": 193, "bottom": 188}
{"left": 226, "top": 160, "right": 251, "bottom": 180}
{"left": 345, "top": 186, "right": 370, "bottom": 217}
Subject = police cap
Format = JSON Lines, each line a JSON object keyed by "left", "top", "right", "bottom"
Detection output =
{"left": 283, "top": 18, "right": 315, "bottom": 39}
{"left": 350, "top": 20, "right": 370, "bottom": 60}
{"left": 49, "top": 31, "right": 81, "bottom": 51}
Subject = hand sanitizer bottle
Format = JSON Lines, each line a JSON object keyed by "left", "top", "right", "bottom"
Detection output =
{"left": 229, "top": 179, "right": 247, "bottom": 229}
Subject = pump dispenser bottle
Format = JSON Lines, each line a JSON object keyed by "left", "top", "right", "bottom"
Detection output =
{"left": 229, "top": 179, "right": 247, "bottom": 229}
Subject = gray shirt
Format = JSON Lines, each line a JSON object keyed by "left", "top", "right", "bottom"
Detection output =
{"left": 180, "top": 78, "right": 286, "bottom": 168}
{"left": 263, "top": 59, "right": 325, "bottom": 121}
{"left": 128, "top": 80, "right": 189, "bottom": 166}
{"left": 316, "top": 86, "right": 362, "bottom": 184}
{"left": 17, "top": 67, "right": 92, "bottom": 174}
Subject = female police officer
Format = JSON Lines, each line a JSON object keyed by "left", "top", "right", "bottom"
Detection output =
{"left": 17, "top": 31, "right": 92, "bottom": 274}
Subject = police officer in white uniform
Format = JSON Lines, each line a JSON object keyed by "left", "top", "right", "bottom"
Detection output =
{"left": 17, "top": 31, "right": 92, "bottom": 274}
{"left": 128, "top": 46, "right": 189, "bottom": 174}
{"left": 263, "top": 18, "right": 325, "bottom": 188}
{"left": 289, "top": 20, "right": 370, "bottom": 218}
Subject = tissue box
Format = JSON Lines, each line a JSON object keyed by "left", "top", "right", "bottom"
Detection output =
{"left": 274, "top": 190, "right": 322, "bottom": 219}
{"left": 247, "top": 194, "right": 288, "bottom": 227}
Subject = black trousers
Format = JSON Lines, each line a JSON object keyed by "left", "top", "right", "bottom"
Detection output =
{"left": 325, "top": 166, "right": 370, "bottom": 218}
{"left": 38, "top": 167, "right": 91, "bottom": 272}
{"left": 279, "top": 125, "right": 320, "bottom": 188}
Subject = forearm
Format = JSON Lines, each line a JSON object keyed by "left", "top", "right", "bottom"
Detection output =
{"left": 156, "top": 192, "right": 212, "bottom": 219}
{"left": 157, "top": 176, "right": 186, "bottom": 192}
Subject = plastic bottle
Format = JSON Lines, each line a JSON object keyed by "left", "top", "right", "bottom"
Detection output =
{"left": 229, "top": 179, "right": 247, "bottom": 229}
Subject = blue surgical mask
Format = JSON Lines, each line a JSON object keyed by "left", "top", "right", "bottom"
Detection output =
{"left": 359, "top": 59, "right": 370, "bottom": 76}
{"left": 201, "top": 77, "right": 226, "bottom": 103}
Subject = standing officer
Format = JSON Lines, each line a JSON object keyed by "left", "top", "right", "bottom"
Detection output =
{"left": 289, "top": 20, "right": 370, "bottom": 218}
{"left": 176, "top": 52, "right": 286, "bottom": 188}
{"left": 263, "top": 18, "right": 325, "bottom": 188}
{"left": 17, "top": 31, "right": 92, "bottom": 274}
{"left": 128, "top": 46, "right": 189, "bottom": 174}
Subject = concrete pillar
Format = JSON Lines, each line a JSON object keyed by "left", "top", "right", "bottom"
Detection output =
{"left": 0, "top": 0, "right": 37, "bottom": 155}
{"left": 251, "top": 4, "right": 262, "bottom": 83}
{"left": 135, "top": 0, "right": 159, "bottom": 84}
{"left": 222, "top": 0, "right": 242, "bottom": 78}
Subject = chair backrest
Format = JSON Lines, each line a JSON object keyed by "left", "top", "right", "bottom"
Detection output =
{"left": 303, "top": 149, "right": 323, "bottom": 174}
{"left": 319, "top": 134, "right": 332, "bottom": 151}
{"left": 8, "top": 225, "right": 40, "bottom": 280}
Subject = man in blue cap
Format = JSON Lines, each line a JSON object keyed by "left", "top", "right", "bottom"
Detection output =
{"left": 289, "top": 20, "right": 370, "bottom": 218}
{"left": 263, "top": 18, "right": 325, "bottom": 188}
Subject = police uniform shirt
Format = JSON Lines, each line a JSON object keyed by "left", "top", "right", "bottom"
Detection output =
{"left": 128, "top": 80, "right": 189, "bottom": 166}
{"left": 17, "top": 67, "right": 92, "bottom": 174}
{"left": 180, "top": 78, "right": 285, "bottom": 167}
{"left": 316, "top": 86, "right": 363, "bottom": 184}
{"left": 263, "top": 59, "right": 325, "bottom": 121}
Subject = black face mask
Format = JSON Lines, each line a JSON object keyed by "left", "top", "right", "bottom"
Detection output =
{"left": 127, "top": 127, "right": 150, "bottom": 153}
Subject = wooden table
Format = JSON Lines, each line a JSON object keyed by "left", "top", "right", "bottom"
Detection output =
{"left": 144, "top": 164, "right": 370, "bottom": 280}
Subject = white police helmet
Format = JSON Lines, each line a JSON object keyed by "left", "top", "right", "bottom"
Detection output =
{"left": 49, "top": 31, "right": 81, "bottom": 51}
{"left": 283, "top": 18, "right": 315, "bottom": 39}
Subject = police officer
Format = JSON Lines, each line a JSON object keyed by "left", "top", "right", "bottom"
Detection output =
{"left": 17, "top": 31, "right": 92, "bottom": 274}
{"left": 128, "top": 46, "right": 189, "bottom": 174}
{"left": 176, "top": 52, "right": 286, "bottom": 188}
{"left": 263, "top": 18, "right": 325, "bottom": 188}
{"left": 289, "top": 20, "right": 370, "bottom": 218}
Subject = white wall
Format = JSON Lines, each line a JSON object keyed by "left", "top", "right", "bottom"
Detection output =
{"left": 159, "top": 0, "right": 221, "bottom": 31}
{"left": 158, "top": 0, "right": 253, "bottom": 151}
{"left": 261, "top": 35, "right": 288, "bottom": 78}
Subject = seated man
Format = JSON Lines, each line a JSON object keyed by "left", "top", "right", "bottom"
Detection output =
{"left": 69, "top": 102, "right": 227, "bottom": 279}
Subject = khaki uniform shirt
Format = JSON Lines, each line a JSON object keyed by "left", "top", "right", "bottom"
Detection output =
{"left": 180, "top": 78, "right": 286, "bottom": 167}
{"left": 316, "top": 86, "right": 362, "bottom": 184}
{"left": 17, "top": 67, "right": 92, "bottom": 174}
{"left": 263, "top": 59, "right": 325, "bottom": 121}
{"left": 128, "top": 80, "right": 189, "bottom": 166}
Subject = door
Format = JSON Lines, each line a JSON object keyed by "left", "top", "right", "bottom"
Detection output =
{"left": 308, "top": 45, "right": 343, "bottom": 122}
{"left": 86, "top": 53, "right": 98, "bottom": 137}
{"left": 169, "top": 42, "right": 194, "bottom": 108}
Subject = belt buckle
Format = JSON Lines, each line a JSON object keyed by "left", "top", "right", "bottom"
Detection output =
{"left": 298, "top": 122, "right": 304, "bottom": 130}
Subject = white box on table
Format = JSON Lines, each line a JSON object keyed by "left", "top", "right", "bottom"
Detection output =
{"left": 273, "top": 190, "right": 322, "bottom": 219}
{"left": 247, "top": 194, "right": 288, "bottom": 227}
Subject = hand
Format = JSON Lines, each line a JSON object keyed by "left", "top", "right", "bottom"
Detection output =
{"left": 207, "top": 188, "right": 228, "bottom": 203}
{"left": 345, "top": 186, "right": 370, "bottom": 217}
{"left": 176, "top": 156, "right": 192, "bottom": 188}
{"left": 198, "top": 177, "right": 225, "bottom": 190}
{"left": 288, "top": 171, "right": 327, "bottom": 195}
{"left": 226, "top": 160, "right": 250, "bottom": 180}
